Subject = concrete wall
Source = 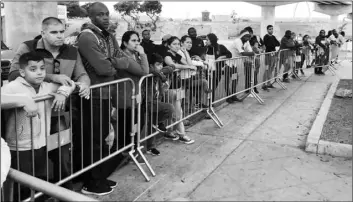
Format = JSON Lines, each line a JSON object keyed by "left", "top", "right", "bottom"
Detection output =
{"left": 4, "top": 2, "right": 58, "bottom": 50}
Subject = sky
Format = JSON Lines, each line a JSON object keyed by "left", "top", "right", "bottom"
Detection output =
{"left": 79, "top": 1, "right": 348, "bottom": 20}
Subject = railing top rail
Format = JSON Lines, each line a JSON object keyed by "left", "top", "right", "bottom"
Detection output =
{"left": 7, "top": 168, "right": 98, "bottom": 202}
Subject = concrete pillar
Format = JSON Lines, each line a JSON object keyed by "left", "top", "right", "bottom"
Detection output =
{"left": 261, "top": 5, "right": 275, "bottom": 39}
{"left": 4, "top": 2, "right": 57, "bottom": 50}
{"left": 330, "top": 15, "right": 339, "bottom": 29}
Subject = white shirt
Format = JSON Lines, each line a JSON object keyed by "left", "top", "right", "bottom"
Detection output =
{"left": 230, "top": 38, "right": 252, "bottom": 57}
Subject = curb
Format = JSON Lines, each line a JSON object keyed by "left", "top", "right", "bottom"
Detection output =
{"left": 305, "top": 79, "right": 352, "bottom": 157}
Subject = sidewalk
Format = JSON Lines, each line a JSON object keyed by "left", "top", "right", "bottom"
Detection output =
{"left": 98, "top": 61, "right": 352, "bottom": 201}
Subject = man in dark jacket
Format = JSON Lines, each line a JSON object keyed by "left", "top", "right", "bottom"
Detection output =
{"left": 188, "top": 27, "right": 206, "bottom": 57}
{"left": 76, "top": 2, "right": 148, "bottom": 196}
{"left": 280, "top": 30, "right": 296, "bottom": 82}
{"left": 140, "top": 29, "right": 156, "bottom": 62}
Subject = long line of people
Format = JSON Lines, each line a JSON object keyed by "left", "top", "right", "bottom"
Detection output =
{"left": 1, "top": 2, "right": 347, "bottom": 199}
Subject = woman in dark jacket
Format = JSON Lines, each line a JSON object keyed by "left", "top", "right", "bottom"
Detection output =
{"left": 204, "top": 33, "right": 235, "bottom": 103}
{"left": 280, "top": 30, "right": 296, "bottom": 82}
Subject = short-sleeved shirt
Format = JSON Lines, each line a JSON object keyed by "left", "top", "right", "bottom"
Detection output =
{"left": 230, "top": 38, "right": 246, "bottom": 57}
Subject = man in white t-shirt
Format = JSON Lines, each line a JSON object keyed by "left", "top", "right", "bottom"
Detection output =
{"left": 230, "top": 29, "right": 255, "bottom": 97}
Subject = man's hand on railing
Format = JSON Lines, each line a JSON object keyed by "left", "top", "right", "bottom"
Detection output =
{"left": 75, "top": 82, "right": 90, "bottom": 100}
{"left": 51, "top": 75, "right": 73, "bottom": 86}
{"left": 50, "top": 92, "right": 67, "bottom": 112}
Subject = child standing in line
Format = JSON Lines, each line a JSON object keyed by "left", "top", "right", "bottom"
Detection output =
{"left": 2, "top": 51, "right": 75, "bottom": 201}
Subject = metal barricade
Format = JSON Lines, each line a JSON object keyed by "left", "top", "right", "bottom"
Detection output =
{"left": 255, "top": 51, "right": 284, "bottom": 89}
{"left": 136, "top": 67, "right": 213, "bottom": 177}
{"left": 2, "top": 169, "right": 97, "bottom": 202}
{"left": 1, "top": 78, "right": 151, "bottom": 201}
{"left": 311, "top": 45, "right": 336, "bottom": 75}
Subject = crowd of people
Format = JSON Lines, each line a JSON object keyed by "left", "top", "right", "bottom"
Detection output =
{"left": 0, "top": 2, "right": 348, "bottom": 199}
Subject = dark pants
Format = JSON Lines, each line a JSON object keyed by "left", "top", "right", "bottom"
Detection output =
{"left": 315, "top": 50, "right": 326, "bottom": 74}
{"left": 209, "top": 65, "right": 237, "bottom": 102}
{"left": 49, "top": 116, "right": 73, "bottom": 190}
{"left": 11, "top": 147, "right": 48, "bottom": 201}
{"left": 141, "top": 100, "right": 174, "bottom": 149}
{"left": 79, "top": 98, "right": 117, "bottom": 188}
{"left": 244, "top": 61, "right": 252, "bottom": 91}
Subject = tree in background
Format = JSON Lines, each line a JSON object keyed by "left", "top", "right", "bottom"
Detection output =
{"left": 58, "top": 1, "right": 88, "bottom": 18}
{"left": 140, "top": 1, "right": 162, "bottom": 31}
{"left": 231, "top": 10, "right": 240, "bottom": 24}
{"left": 113, "top": 1, "right": 162, "bottom": 31}
{"left": 81, "top": 2, "right": 93, "bottom": 14}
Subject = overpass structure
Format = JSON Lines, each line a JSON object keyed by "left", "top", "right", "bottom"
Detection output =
{"left": 249, "top": 0, "right": 352, "bottom": 37}
{"left": 1, "top": 1, "right": 352, "bottom": 50}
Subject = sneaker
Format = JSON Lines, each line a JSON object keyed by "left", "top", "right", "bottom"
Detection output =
{"left": 103, "top": 179, "right": 117, "bottom": 188}
{"left": 300, "top": 70, "right": 305, "bottom": 75}
{"left": 226, "top": 97, "right": 235, "bottom": 104}
{"left": 178, "top": 135, "right": 195, "bottom": 144}
{"left": 81, "top": 185, "right": 114, "bottom": 196}
{"left": 267, "top": 84, "right": 275, "bottom": 88}
{"left": 147, "top": 148, "right": 160, "bottom": 156}
{"left": 283, "top": 78, "right": 290, "bottom": 83}
{"left": 291, "top": 74, "right": 296, "bottom": 79}
{"left": 158, "top": 123, "right": 168, "bottom": 133}
{"left": 164, "top": 131, "right": 179, "bottom": 141}
{"left": 231, "top": 96, "right": 243, "bottom": 102}
{"left": 254, "top": 87, "right": 259, "bottom": 94}
{"left": 262, "top": 85, "right": 269, "bottom": 92}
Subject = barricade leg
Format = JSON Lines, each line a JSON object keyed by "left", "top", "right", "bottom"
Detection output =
{"left": 206, "top": 66, "right": 224, "bottom": 128}
{"left": 128, "top": 148, "right": 151, "bottom": 182}
{"left": 275, "top": 78, "right": 287, "bottom": 89}
{"left": 251, "top": 57, "right": 264, "bottom": 104}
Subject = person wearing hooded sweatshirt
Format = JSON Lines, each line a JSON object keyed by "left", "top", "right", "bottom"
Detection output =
{"left": 315, "top": 30, "right": 329, "bottom": 75}
{"left": 280, "top": 30, "right": 296, "bottom": 82}
{"left": 76, "top": 2, "right": 149, "bottom": 196}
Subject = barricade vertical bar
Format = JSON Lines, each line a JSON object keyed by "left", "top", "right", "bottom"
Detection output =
{"left": 58, "top": 110, "right": 62, "bottom": 181}
{"left": 128, "top": 80, "right": 152, "bottom": 182}
{"left": 275, "top": 50, "right": 287, "bottom": 89}
{"left": 206, "top": 60, "right": 224, "bottom": 128}
{"left": 250, "top": 55, "right": 264, "bottom": 104}
{"left": 30, "top": 118, "right": 35, "bottom": 201}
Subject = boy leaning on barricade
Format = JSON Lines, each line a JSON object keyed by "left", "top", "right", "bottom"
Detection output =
{"left": 1, "top": 52, "right": 75, "bottom": 201}
{"left": 140, "top": 53, "right": 176, "bottom": 156}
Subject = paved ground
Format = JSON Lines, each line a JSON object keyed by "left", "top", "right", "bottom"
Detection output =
{"left": 97, "top": 60, "right": 352, "bottom": 201}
